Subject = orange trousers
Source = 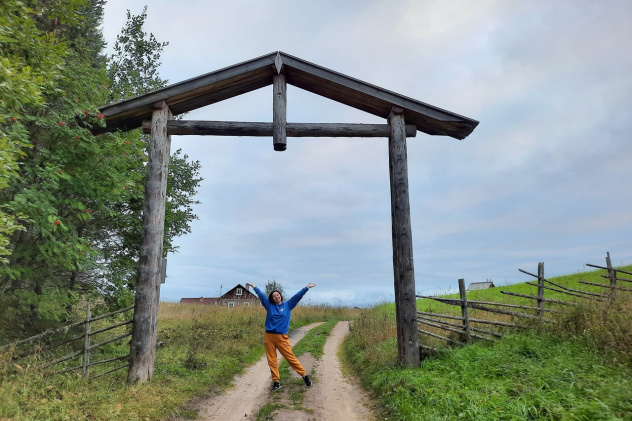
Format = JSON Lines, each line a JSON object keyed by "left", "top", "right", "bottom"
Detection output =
{"left": 264, "top": 332, "right": 306, "bottom": 382}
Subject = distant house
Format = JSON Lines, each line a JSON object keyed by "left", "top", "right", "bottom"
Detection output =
{"left": 466, "top": 280, "right": 495, "bottom": 292}
{"left": 179, "top": 297, "right": 219, "bottom": 305}
{"left": 179, "top": 284, "right": 258, "bottom": 307}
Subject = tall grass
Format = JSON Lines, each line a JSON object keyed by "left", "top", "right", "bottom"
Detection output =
{"left": 344, "top": 266, "right": 632, "bottom": 420}
{"left": 0, "top": 301, "right": 359, "bottom": 420}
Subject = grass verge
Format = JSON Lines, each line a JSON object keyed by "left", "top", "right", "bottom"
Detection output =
{"left": 344, "top": 266, "right": 632, "bottom": 420}
{"left": 0, "top": 304, "right": 359, "bottom": 420}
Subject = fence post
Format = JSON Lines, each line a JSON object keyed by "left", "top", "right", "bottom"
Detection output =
{"left": 537, "top": 262, "right": 545, "bottom": 320}
{"left": 83, "top": 303, "right": 91, "bottom": 378}
{"left": 458, "top": 279, "right": 471, "bottom": 343}
{"left": 606, "top": 252, "right": 617, "bottom": 302}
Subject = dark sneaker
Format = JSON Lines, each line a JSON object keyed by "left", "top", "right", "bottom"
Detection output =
{"left": 271, "top": 382, "right": 281, "bottom": 392}
{"left": 302, "top": 375, "right": 312, "bottom": 387}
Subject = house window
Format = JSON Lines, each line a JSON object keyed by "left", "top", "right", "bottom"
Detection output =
{"left": 227, "top": 302, "right": 235, "bottom": 308}
{"left": 236, "top": 288, "right": 243, "bottom": 296}
{"left": 243, "top": 301, "right": 250, "bottom": 307}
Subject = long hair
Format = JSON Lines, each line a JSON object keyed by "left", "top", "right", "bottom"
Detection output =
{"left": 268, "top": 290, "right": 283, "bottom": 304}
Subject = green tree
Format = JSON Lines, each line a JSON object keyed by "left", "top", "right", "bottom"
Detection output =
{"left": 0, "top": 0, "right": 86, "bottom": 263}
{"left": 0, "top": 3, "right": 202, "bottom": 338}
{"left": 98, "top": 8, "right": 201, "bottom": 308}
{"left": 106, "top": 6, "right": 168, "bottom": 101}
{"left": 265, "top": 279, "right": 285, "bottom": 299}
{"left": 0, "top": 0, "right": 113, "bottom": 336}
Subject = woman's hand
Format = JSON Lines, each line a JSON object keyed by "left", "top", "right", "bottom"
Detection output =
{"left": 246, "top": 283, "right": 255, "bottom": 289}
{"left": 307, "top": 283, "right": 316, "bottom": 289}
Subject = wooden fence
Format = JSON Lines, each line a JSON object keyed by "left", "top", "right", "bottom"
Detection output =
{"left": 416, "top": 252, "right": 631, "bottom": 352}
{"left": 0, "top": 304, "right": 134, "bottom": 379}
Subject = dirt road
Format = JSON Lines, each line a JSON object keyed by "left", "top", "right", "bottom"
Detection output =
{"left": 177, "top": 321, "right": 374, "bottom": 421}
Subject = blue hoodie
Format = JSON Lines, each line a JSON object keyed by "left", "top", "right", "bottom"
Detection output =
{"left": 254, "top": 286, "right": 308, "bottom": 334}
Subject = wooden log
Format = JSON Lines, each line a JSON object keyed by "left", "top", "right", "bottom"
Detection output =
{"left": 520, "top": 268, "right": 584, "bottom": 295}
{"left": 417, "top": 311, "right": 521, "bottom": 327}
{"left": 88, "top": 331, "right": 132, "bottom": 351}
{"left": 606, "top": 252, "right": 617, "bottom": 302}
{"left": 535, "top": 280, "right": 605, "bottom": 297}
{"left": 578, "top": 280, "right": 632, "bottom": 292}
{"left": 51, "top": 355, "right": 130, "bottom": 376}
{"left": 540, "top": 274, "right": 604, "bottom": 298}
{"left": 458, "top": 279, "right": 471, "bottom": 343}
{"left": 82, "top": 304, "right": 91, "bottom": 378}
{"left": 417, "top": 328, "right": 464, "bottom": 346}
{"left": 141, "top": 119, "right": 417, "bottom": 137}
{"left": 416, "top": 295, "right": 556, "bottom": 312}
{"left": 388, "top": 107, "right": 419, "bottom": 367}
{"left": 128, "top": 104, "right": 171, "bottom": 384}
{"left": 88, "top": 305, "right": 135, "bottom": 321}
{"left": 417, "top": 315, "right": 502, "bottom": 338}
{"left": 91, "top": 363, "right": 129, "bottom": 379}
{"left": 6, "top": 305, "right": 134, "bottom": 357}
{"left": 12, "top": 319, "right": 133, "bottom": 360}
{"left": 273, "top": 74, "right": 287, "bottom": 151}
{"left": 537, "top": 262, "right": 545, "bottom": 319}
{"left": 88, "top": 354, "right": 130, "bottom": 368}
{"left": 88, "top": 319, "right": 133, "bottom": 336}
{"left": 51, "top": 364, "right": 83, "bottom": 375}
{"left": 161, "top": 258, "right": 167, "bottom": 284}
{"left": 469, "top": 300, "right": 556, "bottom": 312}
{"left": 41, "top": 349, "right": 84, "bottom": 369}
{"left": 468, "top": 302, "right": 548, "bottom": 321}
{"left": 501, "top": 290, "right": 579, "bottom": 304}
{"left": 416, "top": 295, "right": 461, "bottom": 303}
{"left": 602, "top": 274, "right": 632, "bottom": 283}
{"left": 586, "top": 264, "right": 632, "bottom": 276}
{"left": 420, "top": 344, "right": 439, "bottom": 352}
{"left": 523, "top": 282, "right": 607, "bottom": 300}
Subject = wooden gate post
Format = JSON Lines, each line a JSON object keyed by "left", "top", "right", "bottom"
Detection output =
{"left": 128, "top": 101, "right": 172, "bottom": 384}
{"left": 388, "top": 106, "right": 420, "bottom": 367}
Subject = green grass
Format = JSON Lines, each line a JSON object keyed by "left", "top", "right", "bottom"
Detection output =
{"left": 2, "top": 265, "right": 630, "bottom": 420}
{"left": 0, "top": 303, "right": 359, "bottom": 420}
{"left": 344, "top": 265, "right": 632, "bottom": 420}
{"left": 353, "top": 332, "right": 632, "bottom": 420}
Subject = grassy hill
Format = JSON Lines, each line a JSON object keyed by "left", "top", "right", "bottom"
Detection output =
{"left": 344, "top": 264, "right": 632, "bottom": 420}
{"left": 1, "top": 265, "right": 630, "bottom": 420}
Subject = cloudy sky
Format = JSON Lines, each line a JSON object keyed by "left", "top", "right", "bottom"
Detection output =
{"left": 101, "top": 0, "right": 632, "bottom": 307}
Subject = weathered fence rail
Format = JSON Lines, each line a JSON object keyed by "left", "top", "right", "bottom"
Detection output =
{"left": 416, "top": 252, "right": 629, "bottom": 351}
{"left": 1, "top": 304, "right": 133, "bottom": 379}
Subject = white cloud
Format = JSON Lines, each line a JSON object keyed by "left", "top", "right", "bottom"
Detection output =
{"left": 104, "top": 0, "right": 632, "bottom": 307}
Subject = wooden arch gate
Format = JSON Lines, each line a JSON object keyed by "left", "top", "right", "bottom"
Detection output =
{"left": 93, "top": 52, "right": 479, "bottom": 383}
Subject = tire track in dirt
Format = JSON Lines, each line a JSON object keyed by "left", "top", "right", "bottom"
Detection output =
{"left": 171, "top": 321, "right": 375, "bottom": 421}
{"left": 173, "top": 322, "right": 322, "bottom": 421}
{"left": 272, "top": 321, "right": 375, "bottom": 421}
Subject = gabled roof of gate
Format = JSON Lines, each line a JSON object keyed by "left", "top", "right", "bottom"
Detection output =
{"left": 97, "top": 51, "right": 478, "bottom": 139}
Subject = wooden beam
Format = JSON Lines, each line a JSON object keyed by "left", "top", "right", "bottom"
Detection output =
{"left": 388, "top": 106, "right": 419, "bottom": 367}
{"left": 141, "top": 120, "right": 417, "bottom": 137}
{"left": 128, "top": 103, "right": 172, "bottom": 384}
{"left": 273, "top": 74, "right": 287, "bottom": 151}
{"left": 458, "top": 279, "right": 471, "bottom": 343}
